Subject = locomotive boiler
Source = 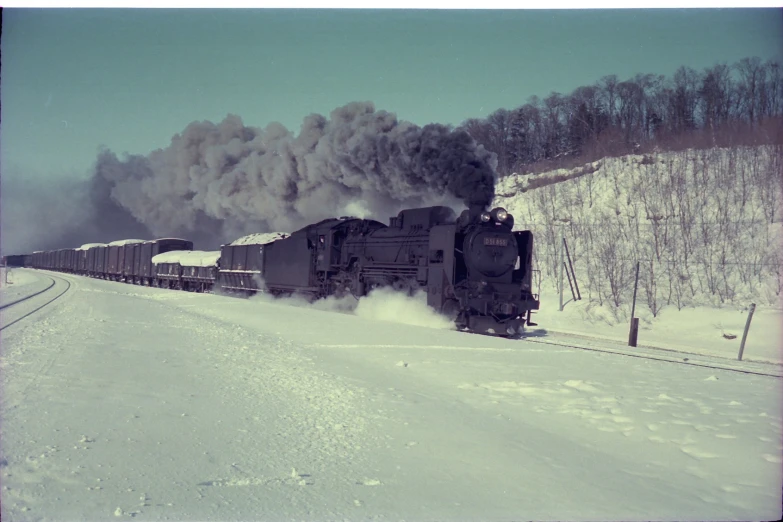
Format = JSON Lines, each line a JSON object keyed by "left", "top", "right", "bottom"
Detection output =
{"left": 253, "top": 205, "right": 539, "bottom": 336}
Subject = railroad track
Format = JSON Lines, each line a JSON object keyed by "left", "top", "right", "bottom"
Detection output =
{"left": 523, "top": 336, "right": 782, "bottom": 379}
{"left": 0, "top": 274, "right": 71, "bottom": 332}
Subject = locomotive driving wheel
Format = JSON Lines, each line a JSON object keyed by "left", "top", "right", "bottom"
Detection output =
{"left": 441, "top": 299, "right": 467, "bottom": 329}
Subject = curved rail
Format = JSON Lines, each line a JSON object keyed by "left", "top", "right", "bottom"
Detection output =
{"left": 523, "top": 337, "right": 782, "bottom": 379}
{"left": 0, "top": 277, "right": 57, "bottom": 311}
{"left": 0, "top": 275, "right": 71, "bottom": 332}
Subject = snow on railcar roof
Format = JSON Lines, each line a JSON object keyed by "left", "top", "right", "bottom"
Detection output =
{"left": 229, "top": 232, "right": 290, "bottom": 246}
{"left": 77, "top": 243, "right": 106, "bottom": 250}
{"left": 107, "top": 239, "right": 146, "bottom": 246}
{"left": 152, "top": 250, "right": 220, "bottom": 267}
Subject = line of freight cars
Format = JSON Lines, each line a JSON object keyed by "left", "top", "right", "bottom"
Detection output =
{"left": 26, "top": 238, "right": 196, "bottom": 285}
{"left": 5, "top": 234, "right": 290, "bottom": 295}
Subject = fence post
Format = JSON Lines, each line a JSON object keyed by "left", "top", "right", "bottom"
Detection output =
{"left": 628, "top": 318, "right": 639, "bottom": 347}
{"left": 737, "top": 303, "right": 756, "bottom": 361}
{"left": 559, "top": 233, "right": 565, "bottom": 312}
{"left": 628, "top": 261, "right": 640, "bottom": 346}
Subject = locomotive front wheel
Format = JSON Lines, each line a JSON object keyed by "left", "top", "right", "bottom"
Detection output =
{"left": 441, "top": 299, "right": 468, "bottom": 329}
{"left": 441, "top": 299, "right": 460, "bottom": 319}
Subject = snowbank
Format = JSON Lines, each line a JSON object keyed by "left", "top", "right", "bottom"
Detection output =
{"left": 229, "top": 232, "right": 289, "bottom": 246}
{"left": 532, "top": 286, "right": 783, "bottom": 364}
{"left": 152, "top": 250, "right": 220, "bottom": 267}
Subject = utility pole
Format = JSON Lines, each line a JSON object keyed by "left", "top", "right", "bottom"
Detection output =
{"left": 559, "top": 232, "right": 565, "bottom": 312}
{"left": 737, "top": 303, "right": 756, "bottom": 361}
{"left": 563, "top": 237, "right": 581, "bottom": 300}
{"left": 628, "top": 261, "right": 640, "bottom": 347}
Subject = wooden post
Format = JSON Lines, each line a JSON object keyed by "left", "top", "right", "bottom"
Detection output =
{"left": 559, "top": 233, "right": 565, "bottom": 312}
{"left": 628, "top": 261, "right": 640, "bottom": 346}
{"left": 628, "top": 318, "right": 639, "bottom": 347}
{"left": 564, "top": 262, "right": 576, "bottom": 301}
{"left": 563, "top": 237, "right": 581, "bottom": 300}
{"left": 737, "top": 303, "right": 756, "bottom": 361}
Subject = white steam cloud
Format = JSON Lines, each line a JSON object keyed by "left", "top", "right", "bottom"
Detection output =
{"left": 247, "top": 279, "right": 455, "bottom": 331}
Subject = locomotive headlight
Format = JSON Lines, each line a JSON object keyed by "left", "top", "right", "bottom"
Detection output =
{"left": 480, "top": 212, "right": 491, "bottom": 222}
{"left": 492, "top": 207, "right": 509, "bottom": 222}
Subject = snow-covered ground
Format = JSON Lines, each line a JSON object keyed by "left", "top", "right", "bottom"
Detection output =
{"left": 1, "top": 269, "right": 781, "bottom": 521}
{"left": 534, "top": 286, "right": 783, "bottom": 365}
{"left": 1, "top": 267, "right": 39, "bottom": 290}
{"left": 0, "top": 267, "right": 48, "bottom": 307}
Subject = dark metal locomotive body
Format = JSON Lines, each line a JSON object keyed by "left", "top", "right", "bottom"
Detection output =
{"left": 249, "top": 205, "right": 539, "bottom": 335}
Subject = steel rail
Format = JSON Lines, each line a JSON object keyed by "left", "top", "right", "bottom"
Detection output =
{"left": 523, "top": 337, "right": 782, "bottom": 378}
{"left": 0, "top": 275, "right": 71, "bottom": 332}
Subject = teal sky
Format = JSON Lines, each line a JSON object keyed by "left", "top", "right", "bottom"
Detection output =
{"left": 1, "top": 8, "right": 781, "bottom": 179}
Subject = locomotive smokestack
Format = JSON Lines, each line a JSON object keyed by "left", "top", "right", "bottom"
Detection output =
{"left": 88, "top": 102, "right": 498, "bottom": 245}
{"left": 468, "top": 204, "right": 485, "bottom": 220}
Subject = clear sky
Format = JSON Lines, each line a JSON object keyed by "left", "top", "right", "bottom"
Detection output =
{"left": 1, "top": 8, "right": 781, "bottom": 179}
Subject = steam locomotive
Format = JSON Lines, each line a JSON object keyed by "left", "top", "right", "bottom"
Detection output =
{"left": 7, "top": 205, "right": 540, "bottom": 336}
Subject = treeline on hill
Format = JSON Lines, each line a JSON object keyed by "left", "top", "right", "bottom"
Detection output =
{"left": 460, "top": 56, "right": 783, "bottom": 176}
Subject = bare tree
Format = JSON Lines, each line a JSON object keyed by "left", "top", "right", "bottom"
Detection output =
{"left": 735, "top": 57, "right": 765, "bottom": 126}
{"left": 486, "top": 109, "right": 515, "bottom": 175}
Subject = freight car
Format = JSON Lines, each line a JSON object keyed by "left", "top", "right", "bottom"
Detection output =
{"left": 152, "top": 250, "right": 220, "bottom": 292}
{"left": 28, "top": 238, "right": 194, "bottom": 285}
{"left": 218, "top": 232, "right": 290, "bottom": 294}
{"left": 2, "top": 254, "right": 29, "bottom": 267}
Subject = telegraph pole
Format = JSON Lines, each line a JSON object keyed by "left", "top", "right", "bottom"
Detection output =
{"left": 737, "top": 303, "right": 756, "bottom": 361}
{"left": 628, "top": 261, "right": 640, "bottom": 347}
{"left": 559, "top": 233, "right": 565, "bottom": 312}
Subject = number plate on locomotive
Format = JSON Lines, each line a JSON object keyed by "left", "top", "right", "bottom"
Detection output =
{"left": 483, "top": 237, "right": 508, "bottom": 247}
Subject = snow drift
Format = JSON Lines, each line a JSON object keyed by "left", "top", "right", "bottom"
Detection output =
{"left": 248, "top": 282, "right": 455, "bottom": 331}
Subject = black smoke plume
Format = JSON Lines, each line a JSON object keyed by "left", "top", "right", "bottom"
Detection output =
{"left": 1, "top": 102, "right": 498, "bottom": 254}
{"left": 93, "top": 102, "right": 497, "bottom": 247}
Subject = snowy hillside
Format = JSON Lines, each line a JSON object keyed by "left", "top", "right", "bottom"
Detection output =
{"left": 495, "top": 146, "right": 782, "bottom": 313}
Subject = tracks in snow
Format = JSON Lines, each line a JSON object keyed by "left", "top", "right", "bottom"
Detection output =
{"left": 0, "top": 274, "right": 72, "bottom": 332}
{"left": 522, "top": 337, "right": 782, "bottom": 379}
